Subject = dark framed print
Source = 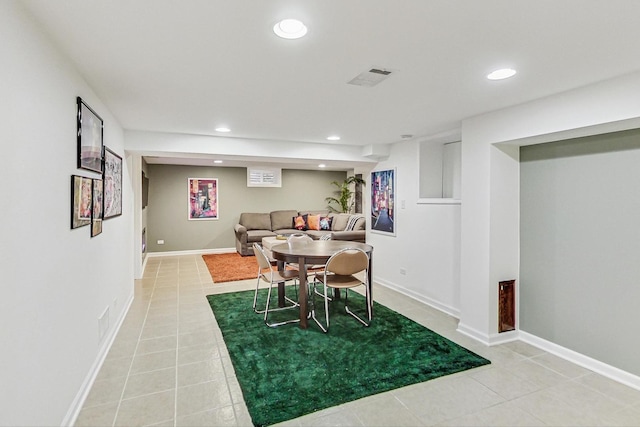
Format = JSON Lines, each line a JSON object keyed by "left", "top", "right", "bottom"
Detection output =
{"left": 188, "top": 178, "right": 218, "bottom": 220}
{"left": 103, "top": 147, "right": 122, "bottom": 218}
{"left": 371, "top": 168, "right": 396, "bottom": 236}
{"left": 71, "top": 175, "right": 93, "bottom": 229}
{"left": 91, "top": 179, "right": 103, "bottom": 237}
{"left": 77, "top": 97, "right": 104, "bottom": 173}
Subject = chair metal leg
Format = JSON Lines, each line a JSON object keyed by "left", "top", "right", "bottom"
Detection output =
{"left": 263, "top": 281, "right": 300, "bottom": 328}
{"left": 344, "top": 286, "right": 371, "bottom": 327}
{"left": 252, "top": 274, "right": 265, "bottom": 314}
{"left": 310, "top": 281, "right": 330, "bottom": 333}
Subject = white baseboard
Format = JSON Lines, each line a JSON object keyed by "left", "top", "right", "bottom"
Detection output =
{"left": 520, "top": 331, "right": 640, "bottom": 391}
{"left": 487, "top": 329, "right": 520, "bottom": 346}
{"left": 456, "top": 322, "right": 491, "bottom": 345}
{"left": 378, "top": 279, "right": 640, "bottom": 392}
{"left": 374, "top": 277, "right": 461, "bottom": 319}
{"left": 61, "top": 291, "right": 134, "bottom": 427}
{"left": 147, "top": 247, "right": 236, "bottom": 257}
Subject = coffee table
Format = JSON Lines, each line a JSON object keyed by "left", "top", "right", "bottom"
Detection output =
{"left": 271, "top": 240, "right": 373, "bottom": 329}
{"left": 261, "top": 235, "right": 287, "bottom": 260}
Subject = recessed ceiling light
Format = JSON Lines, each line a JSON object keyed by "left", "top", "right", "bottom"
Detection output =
{"left": 326, "top": 135, "right": 340, "bottom": 141}
{"left": 487, "top": 68, "right": 517, "bottom": 80}
{"left": 215, "top": 127, "right": 231, "bottom": 133}
{"left": 318, "top": 164, "right": 326, "bottom": 168}
{"left": 273, "top": 19, "right": 307, "bottom": 39}
{"left": 214, "top": 160, "right": 223, "bottom": 164}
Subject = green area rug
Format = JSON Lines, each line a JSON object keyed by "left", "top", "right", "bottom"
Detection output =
{"left": 206, "top": 289, "right": 490, "bottom": 426}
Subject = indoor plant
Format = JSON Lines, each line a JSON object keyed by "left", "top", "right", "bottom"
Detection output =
{"left": 325, "top": 175, "right": 366, "bottom": 213}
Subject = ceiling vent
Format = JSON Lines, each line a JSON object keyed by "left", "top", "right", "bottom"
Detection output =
{"left": 347, "top": 68, "right": 394, "bottom": 87}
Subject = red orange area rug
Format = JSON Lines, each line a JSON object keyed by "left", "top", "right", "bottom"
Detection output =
{"left": 202, "top": 252, "right": 258, "bottom": 283}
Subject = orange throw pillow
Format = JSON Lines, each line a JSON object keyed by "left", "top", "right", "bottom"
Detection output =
{"left": 306, "top": 214, "right": 321, "bottom": 230}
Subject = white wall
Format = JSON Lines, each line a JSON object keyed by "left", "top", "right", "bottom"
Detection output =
{"left": 520, "top": 133, "right": 640, "bottom": 376}
{"left": 368, "top": 140, "right": 461, "bottom": 316}
{"left": 459, "top": 71, "right": 640, "bottom": 344}
{"left": 0, "top": 2, "right": 134, "bottom": 425}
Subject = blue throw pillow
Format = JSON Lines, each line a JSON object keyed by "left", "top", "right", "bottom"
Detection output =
{"left": 319, "top": 216, "right": 332, "bottom": 230}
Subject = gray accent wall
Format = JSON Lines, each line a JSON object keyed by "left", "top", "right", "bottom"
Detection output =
{"left": 146, "top": 165, "right": 346, "bottom": 252}
{"left": 520, "top": 129, "right": 640, "bottom": 376}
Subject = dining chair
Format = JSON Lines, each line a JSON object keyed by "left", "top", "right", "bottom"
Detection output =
{"left": 311, "top": 247, "right": 371, "bottom": 333}
{"left": 252, "top": 242, "right": 300, "bottom": 327}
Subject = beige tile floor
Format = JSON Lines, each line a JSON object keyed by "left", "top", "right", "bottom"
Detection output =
{"left": 74, "top": 254, "right": 640, "bottom": 427}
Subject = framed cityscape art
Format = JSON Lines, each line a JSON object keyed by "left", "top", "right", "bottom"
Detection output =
{"left": 371, "top": 168, "right": 396, "bottom": 236}
{"left": 103, "top": 147, "right": 122, "bottom": 218}
{"left": 77, "top": 97, "right": 104, "bottom": 174}
{"left": 188, "top": 178, "right": 218, "bottom": 220}
{"left": 71, "top": 175, "right": 92, "bottom": 229}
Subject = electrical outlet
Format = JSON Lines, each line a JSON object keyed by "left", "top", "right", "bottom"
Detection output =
{"left": 157, "top": 239, "right": 164, "bottom": 244}
{"left": 400, "top": 268, "right": 407, "bottom": 275}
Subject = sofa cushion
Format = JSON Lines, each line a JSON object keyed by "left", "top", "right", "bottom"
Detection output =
{"left": 298, "top": 210, "right": 329, "bottom": 217}
{"left": 240, "top": 212, "right": 271, "bottom": 231}
{"left": 246, "top": 229, "right": 277, "bottom": 242}
{"left": 305, "top": 230, "right": 331, "bottom": 240}
{"left": 270, "top": 210, "right": 298, "bottom": 231}
{"left": 329, "top": 213, "right": 350, "bottom": 231}
{"left": 306, "top": 214, "right": 321, "bottom": 230}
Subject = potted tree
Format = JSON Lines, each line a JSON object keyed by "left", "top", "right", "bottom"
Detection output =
{"left": 325, "top": 175, "right": 366, "bottom": 213}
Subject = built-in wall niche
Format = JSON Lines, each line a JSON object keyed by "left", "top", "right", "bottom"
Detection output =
{"left": 142, "top": 172, "right": 150, "bottom": 208}
{"left": 418, "top": 140, "right": 461, "bottom": 203}
{"left": 247, "top": 166, "right": 282, "bottom": 187}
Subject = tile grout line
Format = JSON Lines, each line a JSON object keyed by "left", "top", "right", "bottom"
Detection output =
{"left": 198, "top": 254, "right": 244, "bottom": 423}
{"left": 111, "top": 261, "right": 160, "bottom": 427}
{"left": 173, "top": 257, "right": 183, "bottom": 427}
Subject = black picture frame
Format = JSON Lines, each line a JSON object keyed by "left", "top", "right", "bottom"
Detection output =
{"left": 103, "top": 147, "right": 123, "bottom": 218}
{"left": 71, "top": 175, "right": 93, "bottom": 229}
{"left": 91, "top": 178, "right": 103, "bottom": 237}
{"left": 77, "top": 97, "right": 104, "bottom": 174}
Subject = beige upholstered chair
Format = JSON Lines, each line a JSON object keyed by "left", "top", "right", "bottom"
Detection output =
{"left": 311, "top": 247, "right": 371, "bottom": 333}
{"left": 252, "top": 243, "right": 300, "bottom": 327}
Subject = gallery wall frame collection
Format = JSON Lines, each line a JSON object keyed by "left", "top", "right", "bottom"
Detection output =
{"left": 371, "top": 168, "right": 396, "bottom": 236}
{"left": 71, "top": 97, "right": 123, "bottom": 236}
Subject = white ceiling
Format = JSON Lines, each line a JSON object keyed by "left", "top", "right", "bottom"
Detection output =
{"left": 22, "top": 0, "right": 640, "bottom": 168}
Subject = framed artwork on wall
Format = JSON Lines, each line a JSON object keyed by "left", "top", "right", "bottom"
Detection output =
{"left": 91, "top": 178, "right": 103, "bottom": 237}
{"left": 77, "top": 97, "right": 104, "bottom": 174}
{"left": 188, "top": 178, "right": 218, "bottom": 220}
{"left": 71, "top": 175, "right": 93, "bottom": 229}
{"left": 103, "top": 147, "right": 122, "bottom": 218}
{"left": 371, "top": 168, "right": 396, "bottom": 236}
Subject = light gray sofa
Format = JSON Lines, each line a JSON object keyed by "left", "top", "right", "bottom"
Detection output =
{"left": 234, "top": 209, "right": 366, "bottom": 256}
